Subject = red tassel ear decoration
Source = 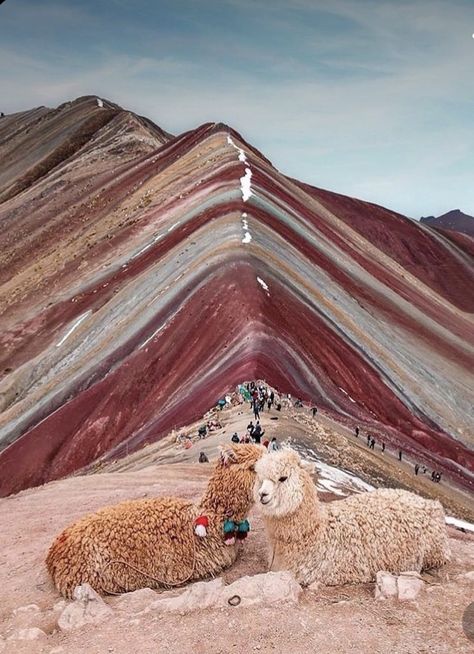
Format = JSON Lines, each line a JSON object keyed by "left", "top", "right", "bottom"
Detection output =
{"left": 194, "top": 515, "right": 209, "bottom": 537}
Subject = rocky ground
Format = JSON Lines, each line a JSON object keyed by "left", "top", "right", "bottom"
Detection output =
{"left": 1, "top": 401, "right": 473, "bottom": 653}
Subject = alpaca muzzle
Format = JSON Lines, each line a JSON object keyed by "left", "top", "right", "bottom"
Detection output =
{"left": 259, "top": 491, "right": 271, "bottom": 505}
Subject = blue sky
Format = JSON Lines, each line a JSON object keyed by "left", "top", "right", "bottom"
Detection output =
{"left": 1, "top": 0, "right": 473, "bottom": 217}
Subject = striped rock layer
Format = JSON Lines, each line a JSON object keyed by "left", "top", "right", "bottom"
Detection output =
{"left": 0, "top": 97, "right": 473, "bottom": 496}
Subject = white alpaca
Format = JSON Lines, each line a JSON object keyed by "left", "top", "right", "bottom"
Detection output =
{"left": 254, "top": 449, "right": 450, "bottom": 586}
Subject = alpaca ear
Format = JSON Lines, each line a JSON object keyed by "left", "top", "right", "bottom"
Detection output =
{"left": 219, "top": 446, "right": 238, "bottom": 467}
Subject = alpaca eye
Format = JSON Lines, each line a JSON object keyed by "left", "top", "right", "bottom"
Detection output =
{"left": 279, "top": 476, "right": 288, "bottom": 482}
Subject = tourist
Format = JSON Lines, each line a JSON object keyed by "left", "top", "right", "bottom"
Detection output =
{"left": 312, "top": 406, "right": 318, "bottom": 417}
{"left": 253, "top": 399, "right": 260, "bottom": 420}
{"left": 355, "top": 426, "right": 359, "bottom": 437}
{"left": 253, "top": 421, "right": 264, "bottom": 444}
{"left": 268, "top": 437, "right": 280, "bottom": 452}
{"left": 231, "top": 432, "right": 240, "bottom": 443}
{"left": 381, "top": 442, "right": 385, "bottom": 453}
{"left": 415, "top": 463, "right": 420, "bottom": 475}
{"left": 398, "top": 450, "right": 403, "bottom": 462}
{"left": 199, "top": 452, "right": 209, "bottom": 463}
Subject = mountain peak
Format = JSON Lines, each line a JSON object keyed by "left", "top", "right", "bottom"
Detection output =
{"left": 0, "top": 96, "right": 473, "bottom": 496}
{"left": 420, "top": 209, "right": 474, "bottom": 237}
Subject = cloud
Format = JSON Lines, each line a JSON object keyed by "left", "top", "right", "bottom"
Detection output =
{"left": 1, "top": 0, "right": 473, "bottom": 216}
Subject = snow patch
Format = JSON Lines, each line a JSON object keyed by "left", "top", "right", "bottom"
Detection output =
{"left": 56, "top": 312, "right": 91, "bottom": 347}
{"left": 227, "top": 135, "right": 248, "bottom": 163}
{"left": 96, "top": 98, "right": 104, "bottom": 108}
{"left": 292, "top": 443, "right": 375, "bottom": 497}
{"left": 141, "top": 323, "right": 166, "bottom": 347}
{"left": 338, "top": 386, "right": 357, "bottom": 403}
{"left": 227, "top": 134, "right": 252, "bottom": 201}
{"left": 257, "top": 277, "right": 269, "bottom": 292}
{"left": 446, "top": 516, "right": 474, "bottom": 532}
{"left": 132, "top": 232, "right": 164, "bottom": 259}
{"left": 240, "top": 167, "right": 253, "bottom": 202}
{"left": 241, "top": 213, "right": 252, "bottom": 244}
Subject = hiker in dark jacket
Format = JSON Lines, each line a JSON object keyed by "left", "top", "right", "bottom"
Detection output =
{"left": 253, "top": 401, "right": 260, "bottom": 420}
{"left": 199, "top": 451, "right": 209, "bottom": 463}
{"left": 231, "top": 432, "right": 240, "bottom": 443}
{"left": 252, "top": 421, "right": 264, "bottom": 444}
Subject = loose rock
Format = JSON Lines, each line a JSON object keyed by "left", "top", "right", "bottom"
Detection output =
{"left": 12, "top": 604, "right": 41, "bottom": 616}
{"left": 375, "top": 571, "right": 424, "bottom": 601}
{"left": 375, "top": 571, "right": 398, "bottom": 600}
{"left": 147, "top": 572, "right": 301, "bottom": 614}
{"left": 58, "top": 583, "right": 113, "bottom": 632}
{"left": 7, "top": 627, "right": 47, "bottom": 641}
{"left": 113, "top": 587, "right": 159, "bottom": 613}
{"left": 397, "top": 572, "right": 424, "bottom": 601}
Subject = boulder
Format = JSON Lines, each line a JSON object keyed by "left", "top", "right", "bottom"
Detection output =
{"left": 58, "top": 583, "right": 113, "bottom": 632}
{"left": 221, "top": 571, "right": 302, "bottom": 607}
{"left": 375, "top": 571, "right": 398, "bottom": 600}
{"left": 148, "top": 572, "right": 301, "bottom": 614}
{"left": 149, "top": 578, "right": 224, "bottom": 614}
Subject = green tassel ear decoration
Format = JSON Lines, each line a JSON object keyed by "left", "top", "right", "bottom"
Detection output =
{"left": 223, "top": 519, "right": 236, "bottom": 534}
{"left": 238, "top": 519, "right": 250, "bottom": 533}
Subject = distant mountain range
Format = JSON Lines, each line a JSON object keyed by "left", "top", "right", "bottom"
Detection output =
{"left": 420, "top": 209, "right": 474, "bottom": 237}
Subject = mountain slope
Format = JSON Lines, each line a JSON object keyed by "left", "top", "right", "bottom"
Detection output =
{"left": 0, "top": 106, "right": 473, "bottom": 496}
{"left": 420, "top": 209, "right": 474, "bottom": 237}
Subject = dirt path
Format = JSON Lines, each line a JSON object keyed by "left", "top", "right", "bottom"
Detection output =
{"left": 104, "top": 400, "right": 474, "bottom": 521}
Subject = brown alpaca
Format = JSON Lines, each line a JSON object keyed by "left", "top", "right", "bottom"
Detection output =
{"left": 46, "top": 444, "right": 264, "bottom": 597}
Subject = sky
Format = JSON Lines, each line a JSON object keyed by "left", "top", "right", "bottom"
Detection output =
{"left": 0, "top": 0, "right": 473, "bottom": 218}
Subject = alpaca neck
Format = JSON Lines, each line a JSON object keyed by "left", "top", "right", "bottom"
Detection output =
{"left": 198, "top": 468, "right": 252, "bottom": 522}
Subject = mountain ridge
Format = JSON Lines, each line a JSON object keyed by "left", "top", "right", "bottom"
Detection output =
{"left": 0, "top": 98, "right": 473, "bottom": 496}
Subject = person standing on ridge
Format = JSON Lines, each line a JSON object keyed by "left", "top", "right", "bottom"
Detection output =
{"left": 252, "top": 421, "right": 264, "bottom": 444}
{"left": 253, "top": 400, "right": 260, "bottom": 420}
{"left": 268, "top": 437, "right": 280, "bottom": 452}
